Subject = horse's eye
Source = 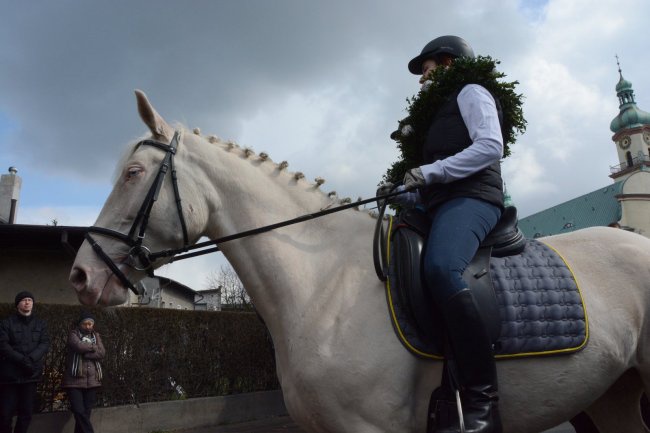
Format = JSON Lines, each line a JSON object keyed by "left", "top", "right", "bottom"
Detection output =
{"left": 125, "top": 167, "right": 143, "bottom": 181}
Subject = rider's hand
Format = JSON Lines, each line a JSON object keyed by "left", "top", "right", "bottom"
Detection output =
{"left": 377, "top": 183, "right": 421, "bottom": 208}
{"left": 376, "top": 182, "right": 396, "bottom": 206}
{"left": 376, "top": 182, "right": 396, "bottom": 197}
{"left": 403, "top": 167, "right": 426, "bottom": 189}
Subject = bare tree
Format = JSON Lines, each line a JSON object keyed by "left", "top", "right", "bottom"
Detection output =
{"left": 204, "top": 264, "right": 253, "bottom": 311}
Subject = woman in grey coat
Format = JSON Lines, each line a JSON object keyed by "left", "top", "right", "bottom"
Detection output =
{"left": 62, "top": 312, "right": 105, "bottom": 433}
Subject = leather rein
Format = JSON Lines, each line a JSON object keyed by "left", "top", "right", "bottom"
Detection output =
{"left": 84, "top": 131, "right": 409, "bottom": 296}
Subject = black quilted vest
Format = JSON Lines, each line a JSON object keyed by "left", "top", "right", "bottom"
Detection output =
{"left": 420, "top": 87, "right": 504, "bottom": 211}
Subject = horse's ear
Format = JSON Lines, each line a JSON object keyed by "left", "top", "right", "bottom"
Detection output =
{"left": 135, "top": 90, "right": 174, "bottom": 141}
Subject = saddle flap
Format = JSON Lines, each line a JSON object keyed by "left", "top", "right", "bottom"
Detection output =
{"left": 462, "top": 247, "right": 501, "bottom": 343}
{"left": 391, "top": 220, "right": 445, "bottom": 344}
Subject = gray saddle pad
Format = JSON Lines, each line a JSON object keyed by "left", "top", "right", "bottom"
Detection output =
{"left": 386, "top": 236, "right": 588, "bottom": 360}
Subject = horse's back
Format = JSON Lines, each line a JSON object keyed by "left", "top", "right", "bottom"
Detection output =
{"left": 541, "top": 226, "right": 650, "bottom": 359}
{"left": 541, "top": 226, "right": 650, "bottom": 270}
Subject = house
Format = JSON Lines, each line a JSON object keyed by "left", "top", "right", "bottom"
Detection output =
{"left": 194, "top": 287, "right": 222, "bottom": 311}
{"left": 128, "top": 276, "right": 200, "bottom": 310}
{"left": 0, "top": 167, "right": 203, "bottom": 308}
{"left": 0, "top": 222, "right": 86, "bottom": 304}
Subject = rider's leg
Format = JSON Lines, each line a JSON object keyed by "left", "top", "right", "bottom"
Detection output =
{"left": 422, "top": 197, "right": 502, "bottom": 433}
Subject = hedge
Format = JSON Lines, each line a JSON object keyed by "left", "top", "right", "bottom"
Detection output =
{"left": 0, "top": 304, "right": 279, "bottom": 412}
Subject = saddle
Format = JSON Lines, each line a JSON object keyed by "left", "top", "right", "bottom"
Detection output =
{"left": 374, "top": 205, "right": 587, "bottom": 359}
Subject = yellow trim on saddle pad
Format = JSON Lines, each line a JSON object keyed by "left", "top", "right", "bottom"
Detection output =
{"left": 384, "top": 220, "right": 588, "bottom": 360}
{"left": 384, "top": 216, "right": 444, "bottom": 360}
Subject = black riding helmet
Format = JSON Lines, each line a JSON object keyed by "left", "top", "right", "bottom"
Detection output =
{"left": 407, "top": 35, "right": 475, "bottom": 74}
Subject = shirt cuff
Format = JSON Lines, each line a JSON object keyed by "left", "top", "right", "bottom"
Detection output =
{"left": 420, "top": 162, "right": 445, "bottom": 184}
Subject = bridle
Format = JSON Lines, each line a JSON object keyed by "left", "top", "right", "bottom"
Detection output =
{"left": 85, "top": 131, "right": 189, "bottom": 295}
{"left": 84, "top": 130, "right": 412, "bottom": 296}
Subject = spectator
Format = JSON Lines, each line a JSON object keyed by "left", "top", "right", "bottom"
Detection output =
{"left": 0, "top": 291, "right": 50, "bottom": 433}
{"left": 62, "top": 311, "right": 105, "bottom": 433}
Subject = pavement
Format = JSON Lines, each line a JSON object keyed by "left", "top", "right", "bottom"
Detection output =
{"left": 173, "top": 416, "right": 576, "bottom": 433}
{"left": 173, "top": 416, "right": 302, "bottom": 432}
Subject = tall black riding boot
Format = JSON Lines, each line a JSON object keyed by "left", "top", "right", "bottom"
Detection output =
{"left": 435, "top": 289, "right": 502, "bottom": 433}
{"left": 426, "top": 362, "right": 459, "bottom": 433}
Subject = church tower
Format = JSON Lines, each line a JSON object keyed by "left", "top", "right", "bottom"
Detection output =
{"left": 609, "top": 58, "right": 650, "bottom": 234}
{"left": 609, "top": 57, "right": 650, "bottom": 182}
{"left": 518, "top": 58, "right": 650, "bottom": 237}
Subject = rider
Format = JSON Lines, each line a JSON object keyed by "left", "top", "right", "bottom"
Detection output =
{"left": 379, "top": 35, "right": 504, "bottom": 433}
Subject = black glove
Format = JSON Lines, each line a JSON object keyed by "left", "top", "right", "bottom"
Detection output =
{"left": 403, "top": 167, "right": 426, "bottom": 189}
{"left": 376, "top": 182, "right": 397, "bottom": 206}
{"left": 376, "top": 182, "right": 396, "bottom": 197}
{"left": 21, "top": 356, "right": 35, "bottom": 375}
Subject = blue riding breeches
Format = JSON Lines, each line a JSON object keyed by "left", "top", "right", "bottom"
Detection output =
{"left": 422, "top": 197, "right": 502, "bottom": 304}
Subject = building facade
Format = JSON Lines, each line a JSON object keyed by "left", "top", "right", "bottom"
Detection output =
{"left": 194, "top": 287, "right": 222, "bottom": 311}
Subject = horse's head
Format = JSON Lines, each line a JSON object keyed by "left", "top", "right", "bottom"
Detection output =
{"left": 70, "top": 90, "right": 206, "bottom": 306}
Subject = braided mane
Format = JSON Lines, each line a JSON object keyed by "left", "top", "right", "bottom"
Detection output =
{"left": 187, "top": 127, "right": 377, "bottom": 216}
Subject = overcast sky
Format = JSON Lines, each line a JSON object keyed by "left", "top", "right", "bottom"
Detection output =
{"left": 2, "top": 0, "right": 649, "bottom": 291}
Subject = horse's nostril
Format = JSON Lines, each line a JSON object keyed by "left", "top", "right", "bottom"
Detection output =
{"left": 69, "top": 267, "right": 88, "bottom": 290}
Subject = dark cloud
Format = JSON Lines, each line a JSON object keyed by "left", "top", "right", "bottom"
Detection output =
{"left": 4, "top": 0, "right": 650, "bottom": 289}
{"left": 1, "top": 0, "right": 649, "bottom": 222}
{"left": 0, "top": 0, "right": 428, "bottom": 180}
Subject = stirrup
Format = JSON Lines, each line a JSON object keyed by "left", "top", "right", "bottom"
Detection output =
{"left": 455, "top": 389, "right": 466, "bottom": 433}
{"left": 427, "top": 385, "right": 458, "bottom": 433}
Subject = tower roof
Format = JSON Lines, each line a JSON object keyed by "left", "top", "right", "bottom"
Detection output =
{"left": 503, "top": 183, "right": 514, "bottom": 207}
{"left": 610, "top": 57, "right": 650, "bottom": 133}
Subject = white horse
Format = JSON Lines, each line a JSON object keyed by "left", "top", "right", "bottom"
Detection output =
{"left": 70, "top": 90, "right": 650, "bottom": 433}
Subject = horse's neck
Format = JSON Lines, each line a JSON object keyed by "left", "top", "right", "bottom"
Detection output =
{"left": 189, "top": 138, "right": 376, "bottom": 329}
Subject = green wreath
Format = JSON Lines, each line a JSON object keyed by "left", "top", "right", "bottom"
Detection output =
{"left": 383, "top": 55, "right": 527, "bottom": 184}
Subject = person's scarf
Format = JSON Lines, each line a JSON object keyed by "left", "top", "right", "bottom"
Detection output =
{"left": 71, "top": 330, "right": 103, "bottom": 381}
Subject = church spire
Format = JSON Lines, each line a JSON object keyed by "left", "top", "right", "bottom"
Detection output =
{"left": 610, "top": 56, "right": 650, "bottom": 133}
{"left": 609, "top": 56, "right": 650, "bottom": 181}
{"left": 503, "top": 182, "right": 514, "bottom": 208}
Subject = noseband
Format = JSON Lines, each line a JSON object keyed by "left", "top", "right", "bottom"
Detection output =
{"left": 85, "top": 131, "right": 189, "bottom": 295}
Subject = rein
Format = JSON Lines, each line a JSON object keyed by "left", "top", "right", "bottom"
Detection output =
{"left": 148, "top": 187, "right": 409, "bottom": 263}
{"left": 84, "top": 130, "right": 411, "bottom": 296}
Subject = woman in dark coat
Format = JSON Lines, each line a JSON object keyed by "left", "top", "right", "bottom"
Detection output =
{"left": 62, "top": 312, "right": 105, "bottom": 433}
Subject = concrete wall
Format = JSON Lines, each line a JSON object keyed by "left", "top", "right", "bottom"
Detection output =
{"left": 0, "top": 251, "right": 79, "bottom": 305}
{"left": 158, "top": 289, "right": 194, "bottom": 310}
{"left": 126, "top": 278, "right": 199, "bottom": 310}
{"left": 31, "top": 390, "right": 287, "bottom": 433}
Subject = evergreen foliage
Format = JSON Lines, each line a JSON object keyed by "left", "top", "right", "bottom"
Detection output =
{"left": 384, "top": 56, "right": 526, "bottom": 184}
